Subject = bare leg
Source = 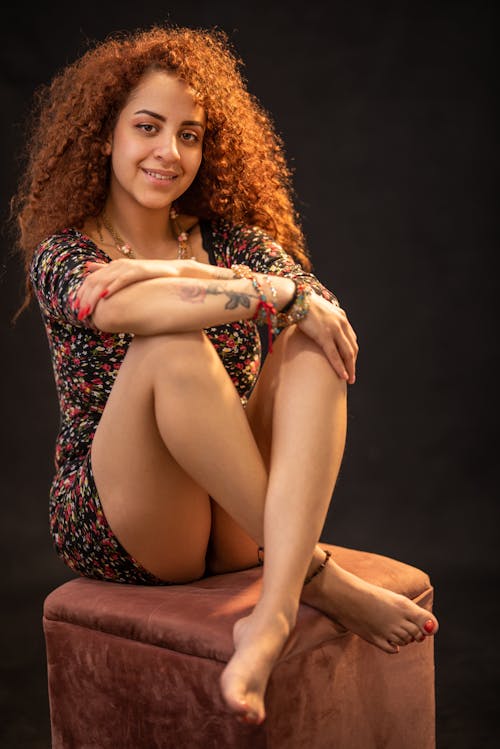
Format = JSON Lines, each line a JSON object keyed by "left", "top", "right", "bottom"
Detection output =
{"left": 92, "top": 328, "right": 341, "bottom": 724}
{"left": 91, "top": 330, "right": 268, "bottom": 582}
{"left": 212, "top": 327, "right": 438, "bottom": 722}
{"left": 219, "top": 327, "right": 348, "bottom": 723}
{"left": 92, "top": 328, "right": 437, "bottom": 726}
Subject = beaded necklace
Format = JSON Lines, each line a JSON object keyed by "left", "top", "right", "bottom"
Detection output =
{"left": 97, "top": 205, "right": 194, "bottom": 259}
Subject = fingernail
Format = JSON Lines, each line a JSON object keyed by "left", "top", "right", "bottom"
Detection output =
{"left": 99, "top": 289, "right": 109, "bottom": 299}
{"left": 72, "top": 299, "right": 80, "bottom": 310}
{"left": 77, "top": 305, "right": 90, "bottom": 321}
{"left": 424, "top": 619, "right": 435, "bottom": 634}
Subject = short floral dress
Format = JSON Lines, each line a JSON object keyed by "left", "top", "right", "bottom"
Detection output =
{"left": 30, "top": 218, "right": 339, "bottom": 584}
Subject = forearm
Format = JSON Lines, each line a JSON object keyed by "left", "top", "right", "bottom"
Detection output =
{"left": 92, "top": 275, "right": 295, "bottom": 335}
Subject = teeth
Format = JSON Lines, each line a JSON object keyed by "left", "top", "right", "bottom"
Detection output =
{"left": 145, "top": 170, "right": 175, "bottom": 181}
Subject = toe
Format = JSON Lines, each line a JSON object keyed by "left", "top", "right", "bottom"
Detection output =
{"left": 421, "top": 614, "right": 439, "bottom": 636}
{"left": 403, "top": 621, "right": 424, "bottom": 643}
{"left": 393, "top": 627, "right": 413, "bottom": 645}
{"left": 235, "top": 699, "right": 264, "bottom": 725}
{"left": 380, "top": 637, "right": 400, "bottom": 654}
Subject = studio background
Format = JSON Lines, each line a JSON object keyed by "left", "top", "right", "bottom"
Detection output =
{"left": 0, "top": 2, "right": 496, "bottom": 747}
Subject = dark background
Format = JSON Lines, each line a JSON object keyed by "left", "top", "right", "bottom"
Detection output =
{"left": 0, "top": 1, "right": 497, "bottom": 747}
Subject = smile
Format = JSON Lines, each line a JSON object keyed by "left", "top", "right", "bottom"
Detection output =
{"left": 143, "top": 169, "right": 178, "bottom": 181}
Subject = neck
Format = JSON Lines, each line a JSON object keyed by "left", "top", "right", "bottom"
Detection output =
{"left": 105, "top": 202, "right": 175, "bottom": 246}
{"left": 99, "top": 198, "right": 195, "bottom": 261}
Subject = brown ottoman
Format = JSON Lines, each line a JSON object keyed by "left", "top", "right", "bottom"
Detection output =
{"left": 43, "top": 544, "right": 436, "bottom": 748}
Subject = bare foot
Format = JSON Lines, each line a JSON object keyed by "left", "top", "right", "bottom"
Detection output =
{"left": 301, "top": 552, "right": 439, "bottom": 654}
{"left": 220, "top": 607, "right": 293, "bottom": 724}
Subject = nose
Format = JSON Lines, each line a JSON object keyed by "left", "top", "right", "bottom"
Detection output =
{"left": 153, "top": 133, "right": 180, "bottom": 163}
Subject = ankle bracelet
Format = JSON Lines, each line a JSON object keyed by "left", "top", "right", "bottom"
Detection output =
{"left": 304, "top": 549, "right": 332, "bottom": 585}
{"left": 256, "top": 547, "right": 332, "bottom": 585}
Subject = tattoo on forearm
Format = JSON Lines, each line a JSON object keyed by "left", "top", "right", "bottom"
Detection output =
{"left": 179, "top": 285, "right": 208, "bottom": 303}
{"left": 207, "top": 283, "right": 257, "bottom": 309}
{"left": 178, "top": 282, "right": 257, "bottom": 310}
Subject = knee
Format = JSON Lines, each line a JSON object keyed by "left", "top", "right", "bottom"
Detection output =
{"left": 278, "top": 326, "right": 327, "bottom": 366}
{"left": 129, "top": 330, "right": 211, "bottom": 382}
{"left": 278, "top": 326, "right": 347, "bottom": 391}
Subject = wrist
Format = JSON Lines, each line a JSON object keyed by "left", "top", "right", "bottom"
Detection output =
{"left": 275, "top": 280, "right": 312, "bottom": 329}
{"left": 272, "top": 276, "right": 296, "bottom": 311}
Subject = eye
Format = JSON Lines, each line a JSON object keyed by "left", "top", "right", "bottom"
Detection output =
{"left": 136, "top": 123, "right": 158, "bottom": 135}
{"left": 180, "top": 131, "right": 200, "bottom": 143}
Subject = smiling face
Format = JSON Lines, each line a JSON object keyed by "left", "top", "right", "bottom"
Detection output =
{"left": 107, "top": 70, "right": 206, "bottom": 213}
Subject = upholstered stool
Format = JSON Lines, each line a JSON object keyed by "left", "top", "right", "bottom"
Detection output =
{"left": 43, "top": 544, "right": 436, "bottom": 748}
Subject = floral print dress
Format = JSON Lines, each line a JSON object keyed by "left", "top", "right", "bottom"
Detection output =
{"left": 30, "top": 218, "right": 339, "bottom": 584}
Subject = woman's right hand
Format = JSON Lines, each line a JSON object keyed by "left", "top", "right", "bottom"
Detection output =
{"left": 297, "top": 294, "right": 359, "bottom": 384}
{"left": 71, "top": 258, "right": 185, "bottom": 320}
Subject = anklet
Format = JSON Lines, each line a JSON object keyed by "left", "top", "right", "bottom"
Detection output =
{"left": 304, "top": 549, "right": 331, "bottom": 585}
{"left": 256, "top": 547, "right": 331, "bottom": 585}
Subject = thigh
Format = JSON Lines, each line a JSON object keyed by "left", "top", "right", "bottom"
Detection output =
{"left": 91, "top": 336, "right": 212, "bottom": 583}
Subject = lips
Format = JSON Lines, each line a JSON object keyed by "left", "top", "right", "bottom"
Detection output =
{"left": 142, "top": 168, "right": 179, "bottom": 181}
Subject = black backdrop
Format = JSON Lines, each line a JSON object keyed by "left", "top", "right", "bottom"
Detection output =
{"left": 0, "top": 1, "right": 497, "bottom": 747}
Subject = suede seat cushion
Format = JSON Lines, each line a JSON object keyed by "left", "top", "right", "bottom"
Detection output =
{"left": 43, "top": 543, "right": 433, "bottom": 662}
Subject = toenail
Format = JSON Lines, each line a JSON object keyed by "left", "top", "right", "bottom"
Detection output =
{"left": 242, "top": 713, "right": 259, "bottom": 725}
{"left": 424, "top": 619, "right": 435, "bottom": 633}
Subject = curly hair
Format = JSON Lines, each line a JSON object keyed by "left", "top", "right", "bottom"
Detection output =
{"left": 10, "top": 24, "right": 312, "bottom": 321}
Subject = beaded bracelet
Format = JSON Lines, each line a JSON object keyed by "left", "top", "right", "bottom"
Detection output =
{"left": 275, "top": 280, "right": 312, "bottom": 330}
{"left": 231, "top": 264, "right": 278, "bottom": 352}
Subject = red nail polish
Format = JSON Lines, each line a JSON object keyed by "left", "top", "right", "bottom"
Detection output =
{"left": 99, "top": 289, "right": 109, "bottom": 299}
{"left": 72, "top": 299, "right": 80, "bottom": 310}
{"left": 424, "top": 619, "right": 435, "bottom": 634}
{"left": 78, "top": 305, "right": 90, "bottom": 321}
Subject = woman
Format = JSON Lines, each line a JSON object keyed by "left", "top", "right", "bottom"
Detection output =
{"left": 11, "top": 25, "right": 438, "bottom": 725}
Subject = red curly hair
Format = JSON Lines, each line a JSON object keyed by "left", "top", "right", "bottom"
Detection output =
{"left": 11, "top": 24, "right": 312, "bottom": 321}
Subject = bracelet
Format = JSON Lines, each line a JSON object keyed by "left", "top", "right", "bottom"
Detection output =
{"left": 231, "top": 264, "right": 278, "bottom": 352}
{"left": 276, "top": 280, "right": 312, "bottom": 329}
{"left": 264, "top": 274, "right": 278, "bottom": 308}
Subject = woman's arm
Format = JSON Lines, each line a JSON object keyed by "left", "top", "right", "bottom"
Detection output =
{"left": 224, "top": 224, "right": 358, "bottom": 382}
{"left": 84, "top": 274, "right": 295, "bottom": 336}
{"left": 228, "top": 224, "right": 341, "bottom": 307}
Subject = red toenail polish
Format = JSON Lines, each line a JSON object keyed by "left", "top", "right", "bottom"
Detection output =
{"left": 424, "top": 619, "right": 435, "bottom": 633}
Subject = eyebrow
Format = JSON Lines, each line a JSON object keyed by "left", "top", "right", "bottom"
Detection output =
{"left": 133, "top": 109, "right": 205, "bottom": 128}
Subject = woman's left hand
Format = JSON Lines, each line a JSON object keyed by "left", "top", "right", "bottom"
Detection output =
{"left": 297, "top": 294, "right": 359, "bottom": 383}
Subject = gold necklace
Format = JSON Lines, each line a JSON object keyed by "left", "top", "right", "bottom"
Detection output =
{"left": 98, "top": 206, "right": 194, "bottom": 260}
